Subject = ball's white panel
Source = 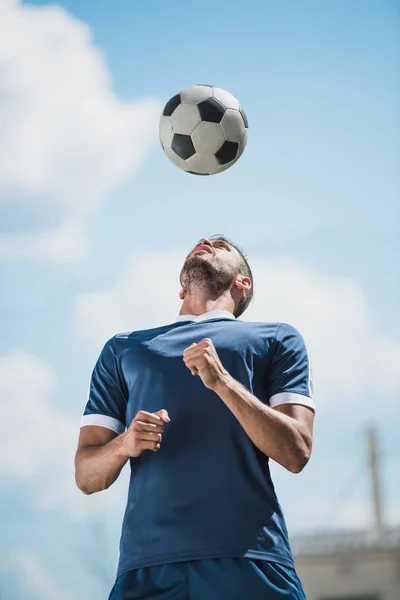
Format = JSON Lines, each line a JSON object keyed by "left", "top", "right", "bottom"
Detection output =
{"left": 181, "top": 85, "right": 213, "bottom": 104}
{"left": 159, "top": 116, "right": 174, "bottom": 149}
{"left": 212, "top": 87, "right": 240, "bottom": 110}
{"left": 164, "top": 147, "right": 188, "bottom": 171}
{"left": 191, "top": 122, "right": 225, "bottom": 155}
{"left": 220, "top": 109, "right": 245, "bottom": 142}
{"left": 186, "top": 153, "right": 219, "bottom": 175}
{"left": 237, "top": 128, "right": 248, "bottom": 158}
{"left": 170, "top": 103, "right": 201, "bottom": 135}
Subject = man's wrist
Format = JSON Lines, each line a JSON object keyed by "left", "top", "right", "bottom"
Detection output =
{"left": 214, "top": 371, "right": 236, "bottom": 398}
{"left": 114, "top": 431, "right": 129, "bottom": 461}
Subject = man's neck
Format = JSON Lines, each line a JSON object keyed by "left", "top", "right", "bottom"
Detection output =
{"left": 179, "top": 293, "right": 235, "bottom": 317}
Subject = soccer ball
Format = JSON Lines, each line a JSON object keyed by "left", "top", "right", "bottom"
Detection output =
{"left": 159, "top": 84, "right": 248, "bottom": 175}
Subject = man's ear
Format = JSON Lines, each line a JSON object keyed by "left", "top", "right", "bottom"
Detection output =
{"left": 235, "top": 276, "right": 251, "bottom": 291}
{"left": 179, "top": 288, "right": 185, "bottom": 300}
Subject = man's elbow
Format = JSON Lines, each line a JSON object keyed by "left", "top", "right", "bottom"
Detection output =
{"left": 75, "top": 470, "right": 110, "bottom": 495}
{"left": 75, "top": 477, "right": 91, "bottom": 495}
{"left": 287, "top": 448, "right": 312, "bottom": 474}
{"left": 75, "top": 452, "right": 97, "bottom": 494}
{"left": 75, "top": 470, "right": 95, "bottom": 495}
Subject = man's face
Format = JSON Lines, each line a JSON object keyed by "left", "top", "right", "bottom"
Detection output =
{"left": 180, "top": 237, "right": 243, "bottom": 297}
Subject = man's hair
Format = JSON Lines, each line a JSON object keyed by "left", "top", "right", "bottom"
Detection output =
{"left": 209, "top": 234, "right": 254, "bottom": 317}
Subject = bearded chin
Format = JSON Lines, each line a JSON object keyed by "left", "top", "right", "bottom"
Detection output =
{"left": 180, "top": 255, "right": 236, "bottom": 297}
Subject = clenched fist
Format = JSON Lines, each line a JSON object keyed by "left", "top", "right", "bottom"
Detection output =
{"left": 183, "top": 338, "right": 229, "bottom": 390}
{"left": 118, "top": 409, "right": 170, "bottom": 458}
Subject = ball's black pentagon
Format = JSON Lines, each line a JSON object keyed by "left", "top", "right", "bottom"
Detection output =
{"left": 215, "top": 141, "right": 239, "bottom": 165}
{"left": 163, "top": 94, "right": 181, "bottom": 117}
{"left": 198, "top": 98, "right": 225, "bottom": 123}
{"left": 240, "top": 108, "right": 248, "bottom": 128}
{"left": 172, "top": 134, "right": 195, "bottom": 159}
{"left": 188, "top": 171, "right": 210, "bottom": 176}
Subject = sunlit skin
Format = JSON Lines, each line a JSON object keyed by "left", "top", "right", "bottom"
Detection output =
{"left": 75, "top": 236, "right": 314, "bottom": 496}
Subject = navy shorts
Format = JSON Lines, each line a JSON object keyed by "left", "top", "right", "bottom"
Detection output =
{"left": 108, "top": 558, "right": 306, "bottom": 599}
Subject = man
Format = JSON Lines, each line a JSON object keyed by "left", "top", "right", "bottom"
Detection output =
{"left": 75, "top": 235, "right": 315, "bottom": 600}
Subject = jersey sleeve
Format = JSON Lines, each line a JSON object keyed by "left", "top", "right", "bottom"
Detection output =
{"left": 268, "top": 323, "right": 315, "bottom": 411}
{"left": 81, "top": 337, "right": 128, "bottom": 434}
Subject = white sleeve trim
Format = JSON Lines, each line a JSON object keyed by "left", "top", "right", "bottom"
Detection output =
{"left": 269, "top": 392, "right": 315, "bottom": 411}
{"left": 80, "top": 414, "right": 125, "bottom": 434}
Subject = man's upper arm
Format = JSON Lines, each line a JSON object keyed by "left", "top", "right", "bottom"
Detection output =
{"left": 76, "top": 424, "right": 118, "bottom": 454}
{"left": 81, "top": 336, "right": 128, "bottom": 435}
{"left": 268, "top": 323, "right": 315, "bottom": 413}
{"left": 273, "top": 403, "right": 314, "bottom": 448}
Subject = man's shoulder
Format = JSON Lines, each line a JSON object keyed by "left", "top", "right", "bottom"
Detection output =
{"left": 238, "top": 320, "right": 302, "bottom": 335}
{"left": 234, "top": 319, "right": 283, "bottom": 335}
{"left": 115, "top": 323, "right": 178, "bottom": 340}
{"left": 110, "top": 322, "right": 182, "bottom": 346}
{"left": 229, "top": 320, "right": 306, "bottom": 348}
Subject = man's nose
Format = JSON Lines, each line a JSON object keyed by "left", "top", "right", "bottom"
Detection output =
{"left": 198, "top": 238, "right": 212, "bottom": 247}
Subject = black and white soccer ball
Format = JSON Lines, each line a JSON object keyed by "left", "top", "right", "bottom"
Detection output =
{"left": 159, "top": 85, "right": 248, "bottom": 175}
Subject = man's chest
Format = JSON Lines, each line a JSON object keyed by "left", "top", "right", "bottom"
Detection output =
{"left": 120, "top": 325, "right": 270, "bottom": 425}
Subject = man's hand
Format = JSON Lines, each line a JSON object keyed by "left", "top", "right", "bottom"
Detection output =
{"left": 183, "top": 338, "right": 229, "bottom": 390}
{"left": 118, "top": 409, "right": 170, "bottom": 458}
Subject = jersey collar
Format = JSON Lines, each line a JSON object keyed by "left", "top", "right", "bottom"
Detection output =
{"left": 175, "top": 310, "right": 236, "bottom": 323}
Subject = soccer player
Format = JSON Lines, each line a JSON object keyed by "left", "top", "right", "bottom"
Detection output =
{"left": 75, "top": 235, "right": 315, "bottom": 600}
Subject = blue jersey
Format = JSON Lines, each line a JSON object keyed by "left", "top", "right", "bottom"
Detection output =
{"left": 82, "top": 312, "right": 314, "bottom": 578}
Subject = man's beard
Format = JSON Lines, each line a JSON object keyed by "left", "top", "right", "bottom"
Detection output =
{"left": 180, "top": 254, "right": 237, "bottom": 298}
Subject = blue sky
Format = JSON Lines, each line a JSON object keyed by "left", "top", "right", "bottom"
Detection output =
{"left": 0, "top": 0, "right": 399, "bottom": 598}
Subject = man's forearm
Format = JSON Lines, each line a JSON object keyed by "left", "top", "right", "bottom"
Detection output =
{"left": 75, "top": 434, "right": 129, "bottom": 495}
{"left": 214, "top": 374, "right": 311, "bottom": 473}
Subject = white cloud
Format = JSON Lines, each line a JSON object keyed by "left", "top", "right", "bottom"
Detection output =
{"left": 0, "top": 351, "right": 58, "bottom": 479}
{"left": 74, "top": 252, "right": 400, "bottom": 415}
{"left": 0, "top": 218, "right": 87, "bottom": 259}
{"left": 246, "top": 258, "right": 400, "bottom": 409}
{"left": 0, "top": 351, "right": 129, "bottom": 518}
{"left": 11, "top": 552, "right": 77, "bottom": 600}
{"left": 0, "top": 0, "right": 160, "bottom": 259}
{"left": 75, "top": 252, "right": 184, "bottom": 346}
